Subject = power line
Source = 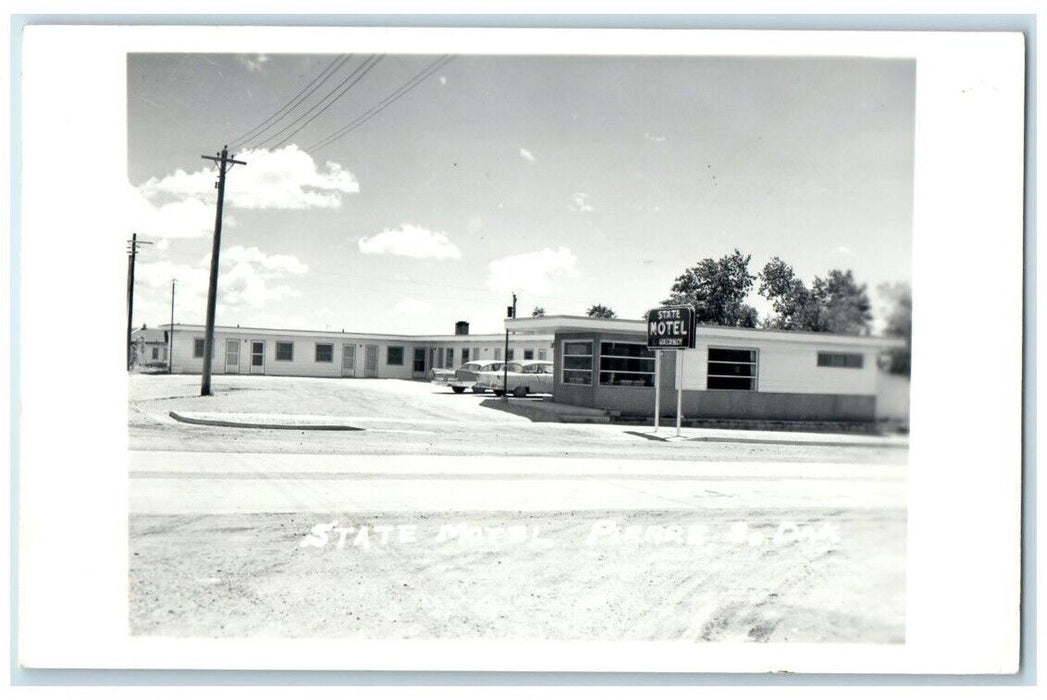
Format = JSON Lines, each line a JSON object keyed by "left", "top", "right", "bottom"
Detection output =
{"left": 306, "top": 55, "right": 453, "bottom": 154}
{"left": 255, "top": 54, "right": 385, "bottom": 151}
{"left": 228, "top": 54, "right": 352, "bottom": 151}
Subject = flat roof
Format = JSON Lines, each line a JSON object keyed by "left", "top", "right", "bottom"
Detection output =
{"left": 161, "top": 324, "right": 552, "bottom": 344}
{"left": 504, "top": 315, "right": 906, "bottom": 349}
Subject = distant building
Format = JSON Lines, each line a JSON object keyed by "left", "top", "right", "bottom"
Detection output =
{"left": 129, "top": 326, "right": 170, "bottom": 370}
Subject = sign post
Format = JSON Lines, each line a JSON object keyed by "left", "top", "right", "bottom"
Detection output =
{"left": 646, "top": 305, "right": 696, "bottom": 437}
{"left": 676, "top": 350, "right": 684, "bottom": 437}
{"left": 653, "top": 350, "right": 661, "bottom": 433}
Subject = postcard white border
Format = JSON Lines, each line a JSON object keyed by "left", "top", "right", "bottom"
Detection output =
{"left": 17, "top": 26, "right": 1024, "bottom": 673}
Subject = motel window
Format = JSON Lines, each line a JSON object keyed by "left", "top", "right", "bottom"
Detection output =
{"left": 599, "top": 342, "right": 655, "bottom": 387}
{"left": 193, "top": 338, "right": 205, "bottom": 358}
{"left": 388, "top": 346, "right": 405, "bottom": 366}
{"left": 707, "top": 347, "right": 758, "bottom": 391}
{"left": 538, "top": 349, "right": 548, "bottom": 361}
{"left": 463, "top": 348, "right": 470, "bottom": 363}
{"left": 445, "top": 348, "right": 454, "bottom": 368}
{"left": 275, "top": 342, "right": 294, "bottom": 362}
{"left": 413, "top": 348, "right": 426, "bottom": 372}
{"left": 524, "top": 349, "right": 534, "bottom": 360}
{"left": 506, "top": 349, "right": 515, "bottom": 361}
{"left": 562, "top": 341, "right": 594, "bottom": 385}
{"left": 494, "top": 347, "right": 502, "bottom": 361}
{"left": 817, "top": 352, "right": 864, "bottom": 369}
{"left": 151, "top": 347, "right": 159, "bottom": 360}
{"left": 315, "top": 343, "right": 333, "bottom": 363}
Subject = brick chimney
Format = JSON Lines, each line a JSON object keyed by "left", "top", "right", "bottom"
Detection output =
{"left": 455, "top": 321, "right": 469, "bottom": 336}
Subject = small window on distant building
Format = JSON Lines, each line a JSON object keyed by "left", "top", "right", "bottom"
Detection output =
{"left": 462, "top": 348, "right": 470, "bottom": 363}
{"left": 193, "top": 338, "right": 205, "bottom": 358}
{"left": 538, "top": 349, "right": 547, "bottom": 361}
{"left": 817, "top": 352, "right": 864, "bottom": 369}
{"left": 413, "top": 347, "right": 426, "bottom": 372}
{"left": 388, "top": 346, "right": 405, "bottom": 366}
{"left": 524, "top": 349, "right": 534, "bottom": 360}
{"left": 151, "top": 347, "right": 159, "bottom": 360}
{"left": 707, "top": 347, "right": 757, "bottom": 390}
{"left": 315, "top": 343, "right": 333, "bottom": 363}
{"left": 494, "top": 347, "right": 502, "bottom": 361}
{"left": 445, "top": 348, "right": 454, "bottom": 368}
{"left": 506, "top": 349, "right": 515, "bottom": 361}
{"left": 276, "top": 342, "right": 294, "bottom": 361}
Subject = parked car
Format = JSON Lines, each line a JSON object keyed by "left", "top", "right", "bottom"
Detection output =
{"left": 448, "top": 360, "right": 505, "bottom": 394}
{"left": 474, "top": 360, "right": 554, "bottom": 397}
{"left": 428, "top": 367, "right": 456, "bottom": 384}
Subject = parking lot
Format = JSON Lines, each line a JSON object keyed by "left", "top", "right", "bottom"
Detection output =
{"left": 128, "top": 374, "right": 906, "bottom": 642}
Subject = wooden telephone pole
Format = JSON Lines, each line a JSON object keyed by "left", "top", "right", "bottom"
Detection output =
{"left": 126, "top": 233, "right": 152, "bottom": 370}
{"left": 200, "top": 146, "right": 246, "bottom": 396}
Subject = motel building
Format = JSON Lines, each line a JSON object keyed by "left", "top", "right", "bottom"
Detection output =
{"left": 139, "top": 315, "right": 908, "bottom": 424}
{"left": 144, "top": 321, "right": 553, "bottom": 381}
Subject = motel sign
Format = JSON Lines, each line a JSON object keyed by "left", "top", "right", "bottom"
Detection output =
{"left": 646, "top": 305, "right": 697, "bottom": 350}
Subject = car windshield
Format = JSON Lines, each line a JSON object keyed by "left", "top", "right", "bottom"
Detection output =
{"left": 505, "top": 363, "right": 524, "bottom": 372}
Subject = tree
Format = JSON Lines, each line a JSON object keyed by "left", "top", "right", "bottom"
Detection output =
{"left": 662, "top": 249, "right": 758, "bottom": 327}
{"left": 813, "top": 270, "right": 873, "bottom": 335}
{"left": 531, "top": 307, "right": 546, "bottom": 317}
{"left": 758, "top": 257, "right": 820, "bottom": 331}
{"left": 758, "top": 259, "right": 872, "bottom": 335}
{"left": 586, "top": 304, "right": 617, "bottom": 319}
{"left": 878, "top": 282, "right": 912, "bottom": 375}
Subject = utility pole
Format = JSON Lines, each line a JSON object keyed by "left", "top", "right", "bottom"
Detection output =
{"left": 168, "top": 279, "right": 176, "bottom": 374}
{"left": 126, "top": 233, "right": 152, "bottom": 371}
{"left": 502, "top": 292, "right": 516, "bottom": 401}
{"left": 199, "top": 145, "right": 246, "bottom": 396}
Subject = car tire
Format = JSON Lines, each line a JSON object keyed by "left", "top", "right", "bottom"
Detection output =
{"left": 512, "top": 386, "right": 528, "bottom": 398}
{"left": 451, "top": 386, "right": 466, "bottom": 394}
{"left": 472, "top": 387, "right": 486, "bottom": 394}
{"left": 493, "top": 389, "right": 505, "bottom": 397}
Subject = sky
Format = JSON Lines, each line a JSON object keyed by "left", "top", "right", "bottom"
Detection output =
{"left": 126, "top": 53, "right": 914, "bottom": 336}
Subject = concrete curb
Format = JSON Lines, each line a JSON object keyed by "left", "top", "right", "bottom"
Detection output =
{"left": 168, "top": 411, "right": 364, "bottom": 431}
{"left": 623, "top": 430, "right": 908, "bottom": 449}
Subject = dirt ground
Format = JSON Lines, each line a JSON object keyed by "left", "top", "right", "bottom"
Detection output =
{"left": 130, "top": 507, "right": 904, "bottom": 642}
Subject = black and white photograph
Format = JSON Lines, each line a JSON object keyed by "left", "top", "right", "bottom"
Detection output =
{"left": 124, "top": 48, "right": 914, "bottom": 643}
{"left": 15, "top": 24, "right": 1025, "bottom": 676}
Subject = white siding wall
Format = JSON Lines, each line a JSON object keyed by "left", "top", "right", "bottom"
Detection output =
{"left": 168, "top": 328, "right": 555, "bottom": 379}
{"left": 678, "top": 336, "right": 879, "bottom": 395}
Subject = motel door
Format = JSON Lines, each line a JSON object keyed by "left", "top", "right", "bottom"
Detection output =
{"left": 364, "top": 344, "right": 379, "bottom": 378}
{"left": 225, "top": 339, "right": 240, "bottom": 374}
{"left": 341, "top": 344, "right": 356, "bottom": 377}
{"left": 249, "top": 340, "right": 265, "bottom": 374}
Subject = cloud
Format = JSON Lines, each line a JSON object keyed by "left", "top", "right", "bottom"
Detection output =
{"left": 238, "top": 54, "right": 270, "bottom": 72}
{"left": 519, "top": 148, "right": 536, "bottom": 162}
{"left": 487, "top": 246, "right": 578, "bottom": 296}
{"left": 644, "top": 132, "right": 667, "bottom": 142}
{"left": 835, "top": 245, "right": 853, "bottom": 255}
{"left": 358, "top": 224, "right": 462, "bottom": 260}
{"left": 572, "top": 192, "right": 594, "bottom": 213}
{"left": 439, "top": 75, "right": 447, "bottom": 85}
{"left": 138, "top": 145, "right": 359, "bottom": 210}
{"left": 123, "top": 182, "right": 219, "bottom": 240}
{"left": 135, "top": 246, "right": 308, "bottom": 324}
